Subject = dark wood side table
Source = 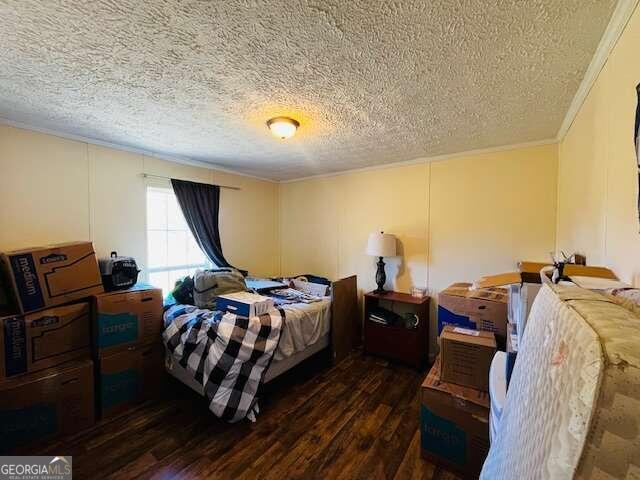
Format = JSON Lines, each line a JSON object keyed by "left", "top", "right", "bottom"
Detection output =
{"left": 363, "top": 291, "right": 430, "bottom": 369}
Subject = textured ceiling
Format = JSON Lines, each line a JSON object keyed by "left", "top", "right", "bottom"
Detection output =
{"left": 0, "top": 0, "right": 616, "bottom": 180}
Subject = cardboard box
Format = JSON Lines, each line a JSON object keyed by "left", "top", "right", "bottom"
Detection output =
{"left": 217, "top": 292, "right": 274, "bottom": 317}
{"left": 474, "top": 261, "right": 616, "bottom": 346}
{"left": 437, "top": 283, "right": 508, "bottom": 343}
{"left": 1, "top": 242, "right": 104, "bottom": 314}
{"left": 98, "top": 343, "right": 165, "bottom": 419}
{"left": 421, "top": 356, "right": 490, "bottom": 478}
{"left": 0, "top": 358, "right": 94, "bottom": 453}
{"left": 440, "top": 326, "right": 496, "bottom": 391}
{"left": 0, "top": 302, "right": 91, "bottom": 379}
{"left": 93, "top": 285, "right": 163, "bottom": 356}
{"left": 474, "top": 261, "right": 618, "bottom": 289}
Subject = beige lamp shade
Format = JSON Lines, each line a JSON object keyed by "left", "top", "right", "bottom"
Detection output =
{"left": 366, "top": 232, "right": 397, "bottom": 257}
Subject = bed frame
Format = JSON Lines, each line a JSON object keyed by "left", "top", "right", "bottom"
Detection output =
{"left": 329, "top": 275, "right": 359, "bottom": 364}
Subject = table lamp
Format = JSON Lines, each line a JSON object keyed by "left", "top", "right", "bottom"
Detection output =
{"left": 366, "top": 231, "right": 397, "bottom": 294}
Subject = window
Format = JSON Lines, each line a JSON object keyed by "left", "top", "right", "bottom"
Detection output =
{"left": 146, "top": 186, "right": 210, "bottom": 295}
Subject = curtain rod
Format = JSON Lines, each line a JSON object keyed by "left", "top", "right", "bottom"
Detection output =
{"left": 140, "top": 173, "right": 241, "bottom": 190}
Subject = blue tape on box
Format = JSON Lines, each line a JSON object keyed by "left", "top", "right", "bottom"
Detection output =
{"left": 421, "top": 404, "right": 466, "bottom": 466}
{"left": 2, "top": 316, "right": 27, "bottom": 376}
{"left": 101, "top": 369, "right": 139, "bottom": 411}
{"left": 9, "top": 253, "right": 45, "bottom": 312}
{"left": 437, "top": 305, "right": 477, "bottom": 334}
{"left": 97, "top": 313, "right": 138, "bottom": 348}
{"left": 0, "top": 403, "right": 57, "bottom": 454}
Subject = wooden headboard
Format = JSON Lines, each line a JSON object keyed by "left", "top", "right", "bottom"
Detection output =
{"left": 330, "top": 275, "right": 358, "bottom": 364}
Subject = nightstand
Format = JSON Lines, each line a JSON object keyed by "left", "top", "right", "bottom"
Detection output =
{"left": 363, "top": 291, "right": 430, "bottom": 369}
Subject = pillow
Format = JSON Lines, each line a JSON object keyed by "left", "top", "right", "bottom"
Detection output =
{"left": 295, "top": 274, "right": 331, "bottom": 286}
{"left": 193, "top": 268, "right": 247, "bottom": 309}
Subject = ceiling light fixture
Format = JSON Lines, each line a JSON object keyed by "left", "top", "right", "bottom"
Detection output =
{"left": 266, "top": 116, "right": 299, "bottom": 140}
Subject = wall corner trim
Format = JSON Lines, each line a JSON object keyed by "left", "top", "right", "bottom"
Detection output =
{"left": 279, "top": 138, "right": 557, "bottom": 184}
{"left": 556, "top": 0, "right": 640, "bottom": 141}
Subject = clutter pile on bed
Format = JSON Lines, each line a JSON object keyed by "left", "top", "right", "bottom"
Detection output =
{"left": 162, "top": 268, "right": 331, "bottom": 422}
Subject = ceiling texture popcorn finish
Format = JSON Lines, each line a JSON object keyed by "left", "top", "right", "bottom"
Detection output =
{"left": 0, "top": 0, "right": 616, "bottom": 180}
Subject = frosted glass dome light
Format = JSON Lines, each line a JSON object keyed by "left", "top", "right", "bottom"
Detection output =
{"left": 266, "top": 117, "right": 299, "bottom": 139}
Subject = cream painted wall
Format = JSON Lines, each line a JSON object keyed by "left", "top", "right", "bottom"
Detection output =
{"left": 279, "top": 162, "right": 430, "bottom": 292}
{"left": 279, "top": 144, "right": 558, "bottom": 347}
{"left": 429, "top": 145, "right": 558, "bottom": 293}
{"left": 1, "top": 125, "right": 91, "bottom": 247}
{"left": 557, "top": 4, "right": 640, "bottom": 284}
{"left": 279, "top": 177, "right": 339, "bottom": 280}
{"left": 0, "top": 124, "right": 280, "bottom": 278}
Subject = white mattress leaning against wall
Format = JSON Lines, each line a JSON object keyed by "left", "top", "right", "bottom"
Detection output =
{"left": 481, "top": 283, "right": 640, "bottom": 479}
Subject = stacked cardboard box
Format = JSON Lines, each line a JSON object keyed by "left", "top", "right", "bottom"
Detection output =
{"left": 428, "top": 273, "right": 510, "bottom": 473}
{"left": 0, "top": 359, "right": 95, "bottom": 454}
{"left": 437, "top": 282, "right": 507, "bottom": 347}
{"left": 474, "top": 261, "right": 618, "bottom": 387}
{"left": 0, "top": 302, "right": 91, "bottom": 379}
{"left": 440, "top": 326, "right": 496, "bottom": 392}
{"left": 422, "top": 324, "right": 496, "bottom": 474}
{"left": 1, "top": 242, "right": 104, "bottom": 314}
{"left": 92, "top": 284, "right": 165, "bottom": 418}
{"left": 421, "top": 356, "right": 490, "bottom": 478}
{"left": 0, "top": 242, "right": 103, "bottom": 453}
{"left": 424, "top": 261, "right": 620, "bottom": 473}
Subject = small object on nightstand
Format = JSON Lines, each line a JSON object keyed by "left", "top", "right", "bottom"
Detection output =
{"left": 365, "top": 232, "right": 397, "bottom": 294}
{"left": 364, "top": 290, "right": 430, "bottom": 369}
{"left": 411, "top": 286, "right": 427, "bottom": 298}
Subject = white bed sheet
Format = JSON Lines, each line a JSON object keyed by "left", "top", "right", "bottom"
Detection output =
{"left": 274, "top": 297, "right": 331, "bottom": 361}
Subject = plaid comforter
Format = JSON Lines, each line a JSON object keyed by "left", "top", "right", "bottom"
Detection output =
{"left": 163, "top": 304, "right": 284, "bottom": 422}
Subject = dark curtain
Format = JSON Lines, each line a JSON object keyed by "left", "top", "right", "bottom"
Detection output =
{"left": 635, "top": 83, "right": 640, "bottom": 229}
{"left": 171, "top": 178, "right": 239, "bottom": 271}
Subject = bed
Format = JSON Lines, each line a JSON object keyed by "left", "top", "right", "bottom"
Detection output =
{"left": 163, "top": 275, "right": 357, "bottom": 421}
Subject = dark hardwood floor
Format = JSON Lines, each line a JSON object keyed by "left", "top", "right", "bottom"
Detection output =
{"left": 31, "top": 351, "right": 461, "bottom": 479}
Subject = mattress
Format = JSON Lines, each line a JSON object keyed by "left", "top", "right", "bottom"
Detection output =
{"left": 481, "top": 284, "right": 640, "bottom": 479}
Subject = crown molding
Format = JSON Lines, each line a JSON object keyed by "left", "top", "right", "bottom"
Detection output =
{"left": 0, "top": 117, "right": 278, "bottom": 183}
{"left": 556, "top": 0, "right": 640, "bottom": 141}
{"left": 279, "top": 138, "right": 557, "bottom": 184}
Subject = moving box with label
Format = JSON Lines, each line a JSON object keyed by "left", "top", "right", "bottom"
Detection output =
{"left": 440, "top": 326, "right": 496, "bottom": 391}
{"left": 97, "top": 343, "right": 165, "bottom": 418}
{"left": 437, "top": 283, "right": 508, "bottom": 345}
{"left": 421, "top": 356, "right": 490, "bottom": 478}
{"left": 93, "top": 284, "right": 163, "bottom": 356}
{"left": 1, "top": 242, "right": 104, "bottom": 314}
{"left": 0, "top": 358, "right": 94, "bottom": 453}
{"left": 0, "top": 302, "right": 91, "bottom": 379}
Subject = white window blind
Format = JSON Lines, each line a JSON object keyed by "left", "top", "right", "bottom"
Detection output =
{"left": 146, "top": 186, "right": 210, "bottom": 295}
